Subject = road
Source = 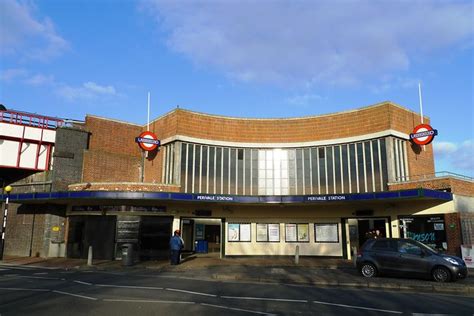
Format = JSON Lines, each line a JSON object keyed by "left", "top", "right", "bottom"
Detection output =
{"left": 0, "top": 264, "right": 473, "bottom": 315}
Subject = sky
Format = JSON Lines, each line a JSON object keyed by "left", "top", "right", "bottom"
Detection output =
{"left": 1, "top": 0, "right": 473, "bottom": 177}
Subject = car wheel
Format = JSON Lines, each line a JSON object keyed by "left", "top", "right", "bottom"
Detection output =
{"left": 360, "top": 263, "right": 377, "bottom": 278}
{"left": 432, "top": 266, "right": 451, "bottom": 282}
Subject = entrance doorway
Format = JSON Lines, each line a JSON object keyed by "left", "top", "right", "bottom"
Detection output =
{"left": 181, "top": 218, "right": 222, "bottom": 254}
{"left": 347, "top": 217, "right": 390, "bottom": 252}
{"left": 67, "top": 216, "right": 116, "bottom": 260}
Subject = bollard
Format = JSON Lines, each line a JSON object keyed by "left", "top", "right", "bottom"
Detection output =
{"left": 352, "top": 246, "right": 357, "bottom": 267}
{"left": 295, "top": 245, "right": 299, "bottom": 265}
{"left": 87, "top": 245, "right": 93, "bottom": 266}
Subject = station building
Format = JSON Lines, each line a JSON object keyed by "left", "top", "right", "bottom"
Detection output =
{"left": 1, "top": 101, "right": 473, "bottom": 261}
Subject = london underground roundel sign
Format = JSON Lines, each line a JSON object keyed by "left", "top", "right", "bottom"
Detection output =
{"left": 135, "top": 131, "right": 160, "bottom": 151}
{"left": 410, "top": 124, "right": 438, "bottom": 145}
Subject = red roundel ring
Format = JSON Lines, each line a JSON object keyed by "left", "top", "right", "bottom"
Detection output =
{"left": 410, "top": 124, "right": 437, "bottom": 146}
{"left": 136, "top": 131, "right": 160, "bottom": 151}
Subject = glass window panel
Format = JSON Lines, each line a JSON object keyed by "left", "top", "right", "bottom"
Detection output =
{"left": 365, "top": 142, "right": 373, "bottom": 192}
{"left": 349, "top": 143, "right": 357, "bottom": 193}
{"left": 187, "top": 144, "right": 194, "bottom": 193}
{"left": 380, "top": 138, "right": 388, "bottom": 190}
{"left": 326, "top": 146, "right": 334, "bottom": 194}
{"left": 230, "top": 148, "right": 237, "bottom": 194}
{"left": 252, "top": 149, "right": 258, "bottom": 195}
{"left": 357, "top": 143, "right": 365, "bottom": 192}
{"left": 289, "top": 149, "right": 296, "bottom": 195}
{"left": 334, "top": 146, "right": 341, "bottom": 193}
{"left": 311, "top": 148, "right": 318, "bottom": 194}
{"left": 238, "top": 149, "right": 244, "bottom": 195}
{"left": 296, "top": 149, "right": 303, "bottom": 194}
{"left": 222, "top": 147, "right": 229, "bottom": 194}
{"left": 342, "top": 144, "right": 349, "bottom": 193}
{"left": 372, "top": 140, "right": 381, "bottom": 192}
{"left": 201, "top": 146, "right": 208, "bottom": 193}
{"left": 304, "top": 148, "right": 311, "bottom": 193}
{"left": 193, "top": 145, "right": 201, "bottom": 193}
{"left": 319, "top": 147, "right": 326, "bottom": 194}
{"left": 216, "top": 147, "right": 222, "bottom": 194}
{"left": 244, "top": 149, "right": 251, "bottom": 195}
{"left": 180, "top": 143, "right": 187, "bottom": 192}
{"left": 209, "top": 146, "right": 215, "bottom": 194}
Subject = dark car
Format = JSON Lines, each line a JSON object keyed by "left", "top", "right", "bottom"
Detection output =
{"left": 356, "top": 238, "right": 468, "bottom": 282}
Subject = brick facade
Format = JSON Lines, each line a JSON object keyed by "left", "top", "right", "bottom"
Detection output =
{"left": 445, "top": 212, "right": 463, "bottom": 256}
{"left": 81, "top": 101, "right": 436, "bottom": 187}
{"left": 388, "top": 177, "right": 474, "bottom": 196}
{"left": 68, "top": 182, "right": 180, "bottom": 192}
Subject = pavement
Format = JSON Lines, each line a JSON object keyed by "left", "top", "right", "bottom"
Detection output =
{"left": 1, "top": 254, "right": 473, "bottom": 297}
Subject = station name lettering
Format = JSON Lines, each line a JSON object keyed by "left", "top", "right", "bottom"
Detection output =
{"left": 196, "top": 195, "right": 234, "bottom": 201}
{"left": 307, "top": 195, "right": 346, "bottom": 201}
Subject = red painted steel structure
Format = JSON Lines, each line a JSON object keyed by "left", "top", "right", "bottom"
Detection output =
{"left": 1, "top": 110, "right": 64, "bottom": 171}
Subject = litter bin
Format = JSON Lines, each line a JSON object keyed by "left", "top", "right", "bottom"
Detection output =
{"left": 122, "top": 243, "right": 135, "bottom": 266}
{"left": 195, "top": 240, "right": 208, "bottom": 253}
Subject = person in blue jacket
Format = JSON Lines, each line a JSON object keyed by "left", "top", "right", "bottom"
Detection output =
{"left": 169, "top": 229, "right": 184, "bottom": 265}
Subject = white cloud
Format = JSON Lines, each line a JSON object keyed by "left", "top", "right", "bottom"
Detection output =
{"left": 24, "top": 74, "right": 55, "bottom": 86}
{"left": 434, "top": 140, "right": 474, "bottom": 173}
{"left": 143, "top": 0, "right": 473, "bottom": 87}
{"left": 0, "top": 68, "right": 28, "bottom": 81}
{"left": 0, "top": 0, "right": 68, "bottom": 60}
{"left": 433, "top": 141, "right": 458, "bottom": 156}
{"left": 56, "top": 82, "right": 118, "bottom": 100}
{"left": 286, "top": 93, "right": 323, "bottom": 106}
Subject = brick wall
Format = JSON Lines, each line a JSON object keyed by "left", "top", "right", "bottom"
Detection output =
{"left": 388, "top": 177, "right": 474, "bottom": 195}
{"left": 68, "top": 182, "right": 180, "bottom": 192}
{"left": 445, "top": 213, "right": 462, "bottom": 256}
{"left": 81, "top": 101, "right": 437, "bottom": 187}
{"left": 82, "top": 116, "right": 143, "bottom": 183}
{"left": 3, "top": 203, "right": 46, "bottom": 257}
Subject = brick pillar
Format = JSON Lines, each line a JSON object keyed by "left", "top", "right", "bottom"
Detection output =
{"left": 445, "top": 213, "right": 462, "bottom": 256}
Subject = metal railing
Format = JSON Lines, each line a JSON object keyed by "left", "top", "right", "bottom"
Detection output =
{"left": 394, "top": 171, "right": 473, "bottom": 183}
{"left": 0, "top": 109, "right": 66, "bottom": 129}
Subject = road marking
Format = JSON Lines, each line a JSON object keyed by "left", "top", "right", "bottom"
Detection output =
{"left": 73, "top": 280, "right": 92, "bottom": 286}
{"left": 201, "top": 303, "right": 277, "bottom": 316}
{"left": 33, "top": 272, "right": 48, "bottom": 275}
{"left": 52, "top": 290, "right": 97, "bottom": 300}
{"left": 0, "top": 264, "right": 59, "bottom": 270}
{"left": 412, "top": 314, "right": 454, "bottom": 316}
{"left": 17, "top": 275, "right": 61, "bottom": 280}
{"left": 165, "top": 288, "right": 217, "bottom": 297}
{"left": 96, "top": 284, "right": 164, "bottom": 290}
{"left": 4, "top": 274, "right": 19, "bottom": 277}
{"left": 103, "top": 298, "right": 195, "bottom": 305}
{"left": 221, "top": 296, "right": 307, "bottom": 303}
{"left": 312, "top": 300, "right": 402, "bottom": 314}
{"left": 0, "top": 287, "right": 49, "bottom": 292}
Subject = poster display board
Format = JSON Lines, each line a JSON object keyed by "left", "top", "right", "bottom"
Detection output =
{"left": 240, "top": 224, "right": 251, "bottom": 242}
{"left": 268, "top": 224, "right": 280, "bottom": 242}
{"left": 297, "top": 224, "right": 309, "bottom": 242}
{"left": 228, "top": 224, "right": 240, "bottom": 241}
{"left": 228, "top": 223, "right": 251, "bottom": 242}
{"left": 256, "top": 223, "right": 280, "bottom": 242}
{"left": 461, "top": 245, "right": 474, "bottom": 268}
{"left": 315, "top": 223, "right": 339, "bottom": 243}
{"left": 285, "top": 224, "right": 297, "bottom": 242}
{"left": 256, "top": 224, "right": 268, "bottom": 242}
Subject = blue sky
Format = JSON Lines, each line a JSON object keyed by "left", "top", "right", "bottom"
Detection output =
{"left": 1, "top": 0, "right": 473, "bottom": 176}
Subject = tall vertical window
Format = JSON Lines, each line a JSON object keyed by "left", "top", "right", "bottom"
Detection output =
{"left": 176, "top": 137, "right": 393, "bottom": 195}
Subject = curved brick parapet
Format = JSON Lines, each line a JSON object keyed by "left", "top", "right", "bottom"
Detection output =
{"left": 68, "top": 182, "right": 181, "bottom": 192}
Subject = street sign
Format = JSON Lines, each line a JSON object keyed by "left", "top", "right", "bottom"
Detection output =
{"left": 135, "top": 131, "right": 160, "bottom": 151}
{"left": 410, "top": 124, "right": 438, "bottom": 145}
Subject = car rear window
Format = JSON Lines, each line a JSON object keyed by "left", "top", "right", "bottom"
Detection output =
{"left": 371, "top": 240, "right": 394, "bottom": 251}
